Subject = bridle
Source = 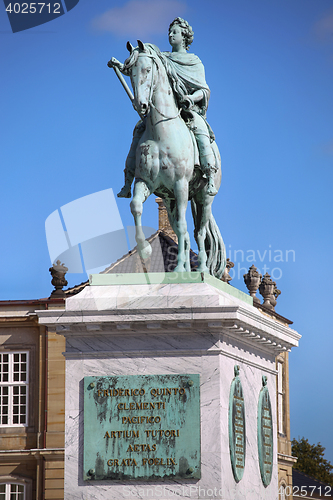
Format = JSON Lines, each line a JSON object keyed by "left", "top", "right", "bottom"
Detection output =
{"left": 136, "top": 53, "right": 181, "bottom": 121}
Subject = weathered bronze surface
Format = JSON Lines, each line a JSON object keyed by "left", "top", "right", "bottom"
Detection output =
{"left": 257, "top": 376, "right": 273, "bottom": 487}
{"left": 108, "top": 18, "right": 226, "bottom": 278}
{"left": 228, "top": 365, "right": 246, "bottom": 482}
{"left": 83, "top": 374, "right": 200, "bottom": 481}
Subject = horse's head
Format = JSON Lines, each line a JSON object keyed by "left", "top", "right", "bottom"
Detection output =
{"left": 124, "top": 40, "right": 158, "bottom": 117}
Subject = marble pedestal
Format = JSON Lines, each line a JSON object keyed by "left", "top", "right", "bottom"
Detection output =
{"left": 37, "top": 273, "right": 300, "bottom": 500}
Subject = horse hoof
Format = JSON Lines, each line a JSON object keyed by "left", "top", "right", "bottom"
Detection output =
{"left": 173, "top": 265, "right": 186, "bottom": 273}
{"left": 196, "top": 266, "right": 209, "bottom": 274}
{"left": 138, "top": 242, "right": 152, "bottom": 260}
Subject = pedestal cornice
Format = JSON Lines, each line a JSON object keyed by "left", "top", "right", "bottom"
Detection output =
{"left": 36, "top": 273, "right": 300, "bottom": 355}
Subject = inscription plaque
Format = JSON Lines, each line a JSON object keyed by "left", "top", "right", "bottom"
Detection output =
{"left": 83, "top": 374, "right": 200, "bottom": 480}
{"left": 228, "top": 365, "right": 246, "bottom": 482}
{"left": 257, "top": 375, "right": 273, "bottom": 487}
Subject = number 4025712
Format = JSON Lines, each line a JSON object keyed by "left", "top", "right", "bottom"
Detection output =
{"left": 279, "top": 485, "right": 332, "bottom": 497}
{"left": 5, "top": 3, "right": 61, "bottom": 14}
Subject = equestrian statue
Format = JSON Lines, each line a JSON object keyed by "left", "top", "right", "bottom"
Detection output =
{"left": 108, "top": 17, "right": 226, "bottom": 277}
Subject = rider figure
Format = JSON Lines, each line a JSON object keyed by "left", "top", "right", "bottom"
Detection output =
{"left": 112, "top": 17, "right": 218, "bottom": 198}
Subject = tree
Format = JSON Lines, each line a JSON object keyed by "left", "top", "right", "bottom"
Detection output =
{"left": 292, "top": 437, "right": 333, "bottom": 487}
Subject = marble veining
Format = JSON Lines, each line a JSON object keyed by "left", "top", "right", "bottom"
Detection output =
{"left": 64, "top": 342, "right": 279, "bottom": 499}
{"left": 45, "top": 280, "right": 299, "bottom": 499}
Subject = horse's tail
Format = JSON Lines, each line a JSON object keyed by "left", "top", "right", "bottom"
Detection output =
{"left": 191, "top": 199, "right": 226, "bottom": 279}
{"left": 205, "top": 214, "right": 226, "bottom": 279}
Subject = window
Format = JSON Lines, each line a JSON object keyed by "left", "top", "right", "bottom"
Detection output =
{"left": 277, "top": 360, "right": 284, "bottom": 434}
{"left": 278, "top": 481, "right": 287, "bottom": 500}
{"left": 0, "top": 352, "right": 28, "bottom": 426}
{"left": 0, "top": 483, "right": 25, "bottom": 500}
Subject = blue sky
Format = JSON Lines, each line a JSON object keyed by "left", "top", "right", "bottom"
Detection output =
{"left": 1, "top": 0, "right": 333, "bottom": 463}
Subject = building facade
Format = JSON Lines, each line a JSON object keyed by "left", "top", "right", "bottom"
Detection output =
{"left": 0, "top": 299, "right": 65, "bottom": 500}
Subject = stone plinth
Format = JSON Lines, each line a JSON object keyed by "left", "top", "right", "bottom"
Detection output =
{"left": 37, "top": 273, "right": 300, "bottom": 500}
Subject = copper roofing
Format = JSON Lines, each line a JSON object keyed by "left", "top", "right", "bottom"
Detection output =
{"left": 65, "top": 230, "right": 198, "bottom": 297}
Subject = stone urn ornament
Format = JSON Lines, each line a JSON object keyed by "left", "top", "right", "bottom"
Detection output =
{"left": 221, "top": 258, "right": 234, "bottom": 284}
{"left": 258, "top": 273, "right": 280, "bottom": 310}
{"left": 243, "top": 265, "right": 262, "bottom": 304}
{"left": 49, "top": 260, "right": 68, "bottom": 298}
{"left": 270, "top": 282, "right": 281, "bottom": 309}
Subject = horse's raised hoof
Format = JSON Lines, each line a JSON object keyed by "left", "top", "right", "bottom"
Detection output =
{"left": 138, "top": 241, "right": 152, "bottom": 260}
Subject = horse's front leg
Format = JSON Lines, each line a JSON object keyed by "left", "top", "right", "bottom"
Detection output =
{"left": 172, "top": 179, "right": 190, "bottom": 273}
{"left": 130, "top": 180, "right": 152, "bottom": 260}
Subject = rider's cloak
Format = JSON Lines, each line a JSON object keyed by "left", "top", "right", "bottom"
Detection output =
{"left": 162, "top": 52, "right": 210, "bottom": 117}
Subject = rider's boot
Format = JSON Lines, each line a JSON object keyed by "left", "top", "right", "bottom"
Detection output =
{"left": 206, "top": 168, "right": 218, "bottom": 196}
{"left": 196, "top": 133, "right": 218, "bottom": 196}
{"left": 201, "top": 153, "right": 218, "bottom": 196}
{"left": 117, "top": 162, "right": 135, "bottom": 198}
{"left": 117, "top": 121, "right": 144, "bottom": 198}
{"left": 117, "top": 120, "right": 146, "bottom": 198}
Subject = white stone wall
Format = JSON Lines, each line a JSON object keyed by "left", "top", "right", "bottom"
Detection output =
{"left": 36, "top": 278, "right": 300, "bottom": 500}
{"left": 64, "top": 330, "right": 278, "bottom": 500}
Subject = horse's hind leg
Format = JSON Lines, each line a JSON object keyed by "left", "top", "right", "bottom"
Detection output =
{"left": 169, "top": 179, "right": 190, "bottom": 273}
{"left": 191, "top": 192, "right": 213, "bottom": 273}
{"left": 130, "top": 180, "right": 152, "bottom": 260}
{"left": 163, "top": 197, "right": 191, "bottom": 272}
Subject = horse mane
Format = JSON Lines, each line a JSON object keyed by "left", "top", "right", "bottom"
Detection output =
{"left": 123, "top": 48, "right": 139, "bottom": 71}
{"left": 123, "top": 43, "right": 159, "bottom": 71}
{"left": 158, "top": 51, "right": 188, "bottom": 104}
{"left": 149, "top": 44, "right": 188, "bottom": 105}
{"left": 123, "top": 43, "right": 187, "bottom": 105}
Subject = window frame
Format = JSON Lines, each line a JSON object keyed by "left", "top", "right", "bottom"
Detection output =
{"left": 0, "top": 351, "right": 29, "bottom": 427}
{"left": 0, "top": 481, "right": 26, "bottom": 500}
